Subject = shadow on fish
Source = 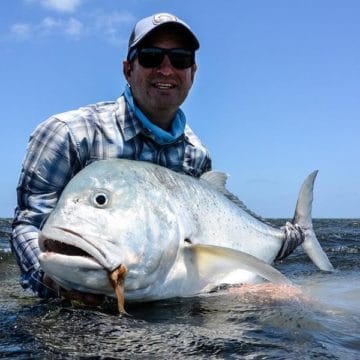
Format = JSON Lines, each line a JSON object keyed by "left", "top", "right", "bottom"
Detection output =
{"left": 38, "top": 160, "right": 334, "bottom": 314}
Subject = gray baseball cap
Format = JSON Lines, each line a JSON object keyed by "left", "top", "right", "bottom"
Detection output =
{"left": 128, "top": 13, "right": 200, "bottom": 52}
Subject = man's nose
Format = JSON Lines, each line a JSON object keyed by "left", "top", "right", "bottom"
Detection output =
{"left": 156, "top": 55, "right": 174, "bottom": 75}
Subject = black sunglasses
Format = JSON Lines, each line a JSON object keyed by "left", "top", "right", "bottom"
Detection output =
{"left": 128, "top": 47, "right": 195, "bottom": 70}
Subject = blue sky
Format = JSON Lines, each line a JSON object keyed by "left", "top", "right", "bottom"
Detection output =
{"left": 1, "top": 0, "right": 359, "bottom": 218}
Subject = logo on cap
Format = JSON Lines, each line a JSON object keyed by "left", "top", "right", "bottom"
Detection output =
{"left": 152, "top": 13, "right": 178, "bottom": 25}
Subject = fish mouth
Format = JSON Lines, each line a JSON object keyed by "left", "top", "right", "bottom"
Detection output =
{"left": 38, "top": 233, "right": 105, "bottom": 276}
{"left": 40, "top": 237, "right": 93, "bottom": 258}
{"left": 39, "top": 226, "right": 120, "bottom": 271}
{"left": 39, "top": 231, "right": 103, "bottom": 271}
{"left": 39, "top": 227, "right": 129, "bottom": 312}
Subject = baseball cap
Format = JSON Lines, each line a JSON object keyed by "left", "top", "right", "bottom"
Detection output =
{"left": 128, "top": 13, "right": 200, "bottom": 53}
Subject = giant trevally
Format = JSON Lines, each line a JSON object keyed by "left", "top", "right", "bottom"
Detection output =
{"left": 38, "top": 160, "right": 333, "bottom": 313}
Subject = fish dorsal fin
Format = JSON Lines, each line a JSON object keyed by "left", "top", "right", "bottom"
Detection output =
{"left": 200, "top": 171, "right": 270, "bottom": 224}
{"left": 200, "top": 171, "right": 228, "bottom": 190}
{"left": 200, "top": 171, "right": 245, "bottom": 208}
{"left": 186, "top": 244, "right": 291, "bottom": 286}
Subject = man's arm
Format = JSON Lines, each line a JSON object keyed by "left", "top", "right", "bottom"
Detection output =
{"left": 11, "top": 118, "right": 80, "bottom": 297}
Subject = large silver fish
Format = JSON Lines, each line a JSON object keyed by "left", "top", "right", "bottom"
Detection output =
{"left": 38, "top": 160, "right": 333, "bottom": 311}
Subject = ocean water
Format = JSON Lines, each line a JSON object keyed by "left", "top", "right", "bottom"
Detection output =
{"left": 0, "top": 218, "right": 359, "bottom": 359}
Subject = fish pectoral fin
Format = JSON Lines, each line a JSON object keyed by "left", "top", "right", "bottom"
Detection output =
{"left": 187, "top": 244, "right": 291, "bottom": 286}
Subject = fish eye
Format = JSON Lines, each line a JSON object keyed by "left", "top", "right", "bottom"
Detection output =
{"left": 92, "top": 192, "right": 110, "bottom": 208}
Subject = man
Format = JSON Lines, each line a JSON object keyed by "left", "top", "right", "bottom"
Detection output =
{"left": 11, "top": 13, "right": 211, "bottom": 304}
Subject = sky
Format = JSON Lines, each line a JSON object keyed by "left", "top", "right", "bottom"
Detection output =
{"left": 0, "top": 0, "right": 359, "bottom": 218}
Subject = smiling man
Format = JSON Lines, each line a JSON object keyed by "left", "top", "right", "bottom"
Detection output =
{"left": 11, "top": 13, "right": 211, "bottom": 303}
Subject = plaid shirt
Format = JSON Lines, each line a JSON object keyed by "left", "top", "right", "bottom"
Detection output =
{"left": 11, "top": 94, "right": 211, "bottom": 298}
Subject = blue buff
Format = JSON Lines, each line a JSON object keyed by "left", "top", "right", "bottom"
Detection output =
{"left": 124, "top": 85, "right": 186, "bottom": 145}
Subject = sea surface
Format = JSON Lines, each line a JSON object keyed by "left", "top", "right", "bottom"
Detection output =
{"left": 0, "top": 218, "right": 359, "bottom": 359}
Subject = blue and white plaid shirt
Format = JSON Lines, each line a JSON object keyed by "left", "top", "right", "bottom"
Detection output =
{"left": 11, "top": 93, "right": 211, "bottom": 298}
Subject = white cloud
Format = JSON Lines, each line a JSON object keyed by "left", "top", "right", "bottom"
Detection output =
{"left": 91, "top": 11, "right": 135, "bottom": 46}
{"left": 64, "top": 18, "right": 83, "bottom": 37}
{"left": 38, "top": 16, "right": 84, "bottom": 38}
{"left": 26, "top": 0, "right": 83, "bottom": 13}
{"left": 9, "top": 17, "right": 84, "bottom": 41}
{"left": 93, "top": 11, "right": 134, "bottom": 30}
{"left": 43, "top": 0, "right": 82, "bottom": 13}
{"left": 10, "top": 23, "right": 33, "bottom": 40}
{"left": 40, "top": 16, "right": 61, "bottom": 32}
{"left": 8, "top": 9, "right": 134, "bottom": 46}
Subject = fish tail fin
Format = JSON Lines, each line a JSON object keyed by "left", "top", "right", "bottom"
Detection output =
{"left": 292, "top": 170, "right": 334, "bottom": 271}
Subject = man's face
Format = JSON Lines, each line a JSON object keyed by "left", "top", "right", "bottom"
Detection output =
{"left": 124, "top": 30, "right": 197, "bottom": 126}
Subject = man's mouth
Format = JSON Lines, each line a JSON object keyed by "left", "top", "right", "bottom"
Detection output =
{"left": 153, "top": 82, "right": 176, "bottom": 90}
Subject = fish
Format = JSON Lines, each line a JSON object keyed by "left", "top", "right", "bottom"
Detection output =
{"left": 38, "top": 160, "right": 333, "bottom": 312}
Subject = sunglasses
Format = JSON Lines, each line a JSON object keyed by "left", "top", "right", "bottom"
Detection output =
{"left": 128, "top": 47, "right": 195, "bottom": 70}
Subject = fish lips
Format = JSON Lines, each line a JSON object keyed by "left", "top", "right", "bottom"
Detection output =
{"left": 38, "top": 226, "right": 121, "bottom": 271}
{"left": 38, "top": 252, "right": 114, "bottom": 295}
{"left": 38, "top": 227, "right": 120, "bottom": 295}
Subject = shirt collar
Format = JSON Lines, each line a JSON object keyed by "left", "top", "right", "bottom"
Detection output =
{"left": 114, "top": 94, "right": 143, "bottom": 142}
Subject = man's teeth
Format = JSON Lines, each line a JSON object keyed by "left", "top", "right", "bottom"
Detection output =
{"left": 154, "top": 83, "right": 174, "bottom": 89}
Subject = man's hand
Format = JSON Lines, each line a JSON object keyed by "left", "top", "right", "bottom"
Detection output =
{"left": 43, "top": 274, "right": 105, "bottom": 307}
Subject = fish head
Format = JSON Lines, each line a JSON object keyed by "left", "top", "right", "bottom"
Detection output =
{"left": 38, "top": 160, "right": 182, "bottom": 299}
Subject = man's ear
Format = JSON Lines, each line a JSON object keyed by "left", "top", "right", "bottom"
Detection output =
{"left": 123, "top": 60, "right": 132, "bottom": 81}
